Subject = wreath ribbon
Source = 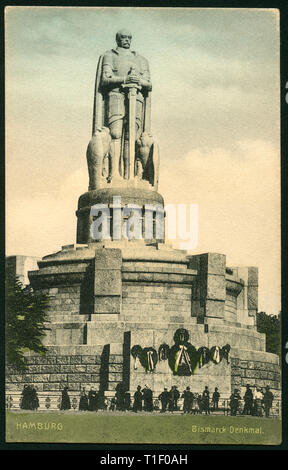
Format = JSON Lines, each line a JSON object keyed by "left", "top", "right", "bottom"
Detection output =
{"left": 211, "top": 346, "right": 221, "bottom": 364}
{"left": 147, "top": 350, "right": 155, "bottom": 372}
{"left": 198, "top": 347, "right": 209, "bottom": 368}
{"left": 134, "top": 355, "right": 141, "bottom": 370}
{"left": 174, "top": 345, "right": 192, "bottom": 374}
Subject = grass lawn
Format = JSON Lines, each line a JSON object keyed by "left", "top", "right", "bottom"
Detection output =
{"left": 6, "top": 411, "right": 281, "bottom": 445}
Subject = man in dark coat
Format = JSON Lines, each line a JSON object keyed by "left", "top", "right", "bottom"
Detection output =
{"left": 212, "top": 387, "right": 220, "bottom": 411}
{"left": 202, "top": 386, "right": 210, "bottom": 415}
{"left": 169, "top": 386, "right": 180, "bottom": 412}
{"left": 263, "top": 386, "right": 274, "bottom": 418}
{"left": 97, "top": 391, "right": 106, "bottom": 410}
{"left": 60, "top": 386, "right": 71, "bottom": 410}
{"left": 243, "top": 384, "right": 253, "bottom": 415}
{"left": 182, "top": 387, "right": 194, "bottom": 414}
{"left": 20, "top": 385, "right": 33, "bottom": 410}
{"left": 158, "top": 388, "right": 169, "bottom": 413}
{"left": 115, "top": 383, "right": 125, "bottom": 411}
{"left": 133, "top": 385, "right": 143, "bottom": 412}
{"left": 88, "top": 387, "right": 98, "bottom": 411}
{"left": 142, "top": 385, "right": 153, "bottom": 412}
{"left": 30, "top": 386, "right": 39, "bottom": 411}
{"left": 124, "top": 391, "right": 131, "bottom": 411}
{"left": 230, "top": 389, "right": 241, "bottom": 416}
{"left": 79, "top": 388, "right": 89, "bottom": 411}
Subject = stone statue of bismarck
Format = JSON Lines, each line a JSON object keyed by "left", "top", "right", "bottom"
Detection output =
{"left": 87, "top": 29, "right": 159, "bottom": 191}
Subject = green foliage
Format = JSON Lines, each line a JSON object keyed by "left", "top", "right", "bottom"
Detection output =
{"left": 256, "top": 311, "right": 281, "bottom": 356}
{"left": 5, "top": 271, "right": 50, "bottom": 370}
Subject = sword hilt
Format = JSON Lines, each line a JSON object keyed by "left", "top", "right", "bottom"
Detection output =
{"left": 122, "top": 83, "right": 142, "bottom": 92}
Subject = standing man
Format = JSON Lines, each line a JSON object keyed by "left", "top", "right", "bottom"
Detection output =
{"left": 133, "top": 385, "right": 143, "bottom": 412}
{"left": 169, "top": 386, "right": 180, "bottom": 412}
{"left": 88, "top": 387, "right": 98, "bottom": 411}
{"left": 182, "top": 386, "right": 194, "bottom": 414}
{"left": 142, "top": 385, "right": 153, "bottom": 412}
{"left": 60, "top": 386, "right": 71, "bottom": 411}
{"left": 263, "top": 386, "right": 274, "bottom": 418}
{"left": 202, "top": 386, "right": 210, "bottom": 415}
{"left": 230, "top": 389, "right": 241, "bottom": 416}
{"left": 115, "top": 383, "right": 125, "bottom": 411}
{"left": 79, "top": 388, "right": 89, "bottom": 411}
{"left": 158, "top": 387, "right": 169, "bottom": 413}
{"left": 124, "top": 391, "right": 131, "bottom": 411}
{"left": 31, "top": 385, "right": 39, "bottom": 411}
{"left": 243, "top": 384, "right": 253, "bottom": 415}
{"left": 173, "top": 386, "right": 180, "bottom": 411}
{"left": 20, "top": 385, "right": 31, "bottom": 410}
{"left": 212, "top": 387, "right": 220, "bottom": 411}
{"left": 253, "top": 387, "right": 264, "bottom": 417}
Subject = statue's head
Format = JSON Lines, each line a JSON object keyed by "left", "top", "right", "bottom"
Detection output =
{"left": 116, "top": 29, "right": 132, "bottom": 49}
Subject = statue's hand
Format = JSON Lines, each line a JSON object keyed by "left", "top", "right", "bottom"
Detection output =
{"left": 125, "top": 73, "right": 140, "bottom": 85}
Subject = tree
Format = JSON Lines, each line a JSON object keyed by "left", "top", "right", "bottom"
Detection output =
{"left": 5, "top": 271, "right": 50, "bottom": 370}
{"left": 256, "top": 311, "right": 281, "bottom": 357}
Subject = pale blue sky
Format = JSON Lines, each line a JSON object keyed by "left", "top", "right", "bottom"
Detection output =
{"left": 5, "top": 7, "right": 280, "bottom": 314}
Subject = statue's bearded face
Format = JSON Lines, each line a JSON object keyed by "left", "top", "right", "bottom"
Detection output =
{"left": 116, "top": 31, "right": 132, "bottom": 49}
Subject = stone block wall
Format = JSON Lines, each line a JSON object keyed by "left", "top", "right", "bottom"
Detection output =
{"left": 189, "top": 253, "right": 226, "bottom": 322}
{"left": 122, "top": 282, "right": 193, "bottom": 319}
{"left": 44, "top": 286, "right": 82, "bottom": 317}
{"left": 231, "top": 357, "right": 280, "bottom": 391}
{"left": 225, "top": 292, "right": 237, "bottom": 323}
{"left": 230, "top": 353, "right": 281, "bottom": 416}
{"left": 27, "top": 245, "right": 254, "bottom": 330}
{"left": 41, "top": 286, "right": 87, "bottom": 346}
{"left": 6, "top": 354, "right": 101, "bottom": 392}
{"left": 6, "top": 345, "right": 124, "bottom": 396}
{"left": 94, "top": 248, "right": 122, "bottom": 314}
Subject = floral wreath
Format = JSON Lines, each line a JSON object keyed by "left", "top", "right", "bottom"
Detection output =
{"left": 139, "top": 347, "right": 158, "bottom": 373}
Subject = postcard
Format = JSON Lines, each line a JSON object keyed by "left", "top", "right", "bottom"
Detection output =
{"left": 5, "top": 6, "right": 282, "bottom": 446}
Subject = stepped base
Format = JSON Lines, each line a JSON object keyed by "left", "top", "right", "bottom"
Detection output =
{"left": 6, "top": 243, "right": 280, "bottom": 412}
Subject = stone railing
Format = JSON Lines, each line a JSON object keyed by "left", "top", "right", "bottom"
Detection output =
{"left": 6, "top": 393, "right": 281, "bottom": 418}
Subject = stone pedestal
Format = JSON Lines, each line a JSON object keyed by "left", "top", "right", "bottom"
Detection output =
{"left": 76, "top": 187, "right": 165, "bottom": 244}
{"left": 5, "top": 243, "right": 280, "bottom": 413}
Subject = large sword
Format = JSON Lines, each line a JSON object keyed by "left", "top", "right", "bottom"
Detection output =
{"left": 123, "top": 76, "right": 142, "bottom": 180}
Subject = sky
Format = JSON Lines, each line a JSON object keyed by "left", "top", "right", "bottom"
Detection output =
{"left": 5, "top": 7, "right": 280, "bottom": 315}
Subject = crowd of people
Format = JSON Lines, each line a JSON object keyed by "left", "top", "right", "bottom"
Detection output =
{"left": 70, "top": 383, "right": 275, "bottom": 417}
{"left": 19, "top": 382, "right": 275, "bottom": 417}
{"left": 232, "top": 384, "right": 275, "bottom": 418}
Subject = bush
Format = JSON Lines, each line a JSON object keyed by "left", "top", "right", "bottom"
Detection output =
{"left": 5, "top": 271, "right": 50, "bottom": 370}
